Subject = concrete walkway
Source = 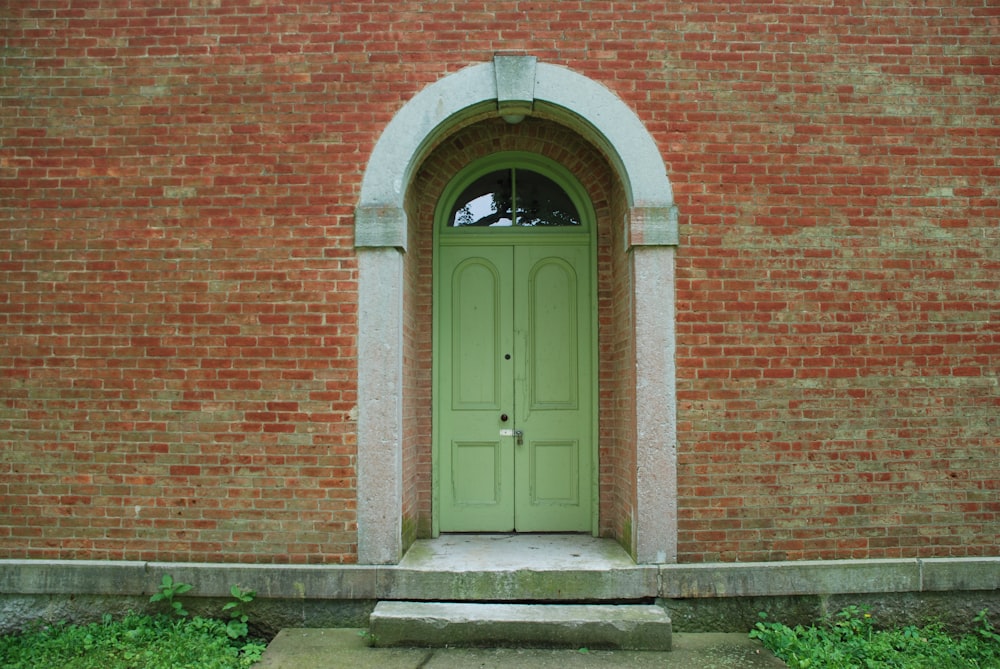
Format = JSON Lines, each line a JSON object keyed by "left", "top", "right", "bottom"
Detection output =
{"left": 255, "top": 628, "right": 788, "bottom": 669}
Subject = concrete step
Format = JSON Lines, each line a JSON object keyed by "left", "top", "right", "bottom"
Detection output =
{"left": 387, "top": 535, "right": 657, "bottom": 601}
{"left": 368, "top": 601, "right": 672, "bottom": 650}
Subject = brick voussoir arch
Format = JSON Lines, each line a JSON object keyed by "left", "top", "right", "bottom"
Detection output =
{"left": 355, "top": 55, "right": 678, "bottom": 564}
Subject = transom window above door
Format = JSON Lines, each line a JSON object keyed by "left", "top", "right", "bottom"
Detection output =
{"left": 448, "top": 168, "right": 580, "bottom": 227}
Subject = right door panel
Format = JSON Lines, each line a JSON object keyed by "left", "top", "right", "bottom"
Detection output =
{"left": 514, "top": 244, "right": 592, "bottom": 531}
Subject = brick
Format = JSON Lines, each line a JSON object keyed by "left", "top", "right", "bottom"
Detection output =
{"left": 1, "top": 0, "right": 996, "bottom": 566}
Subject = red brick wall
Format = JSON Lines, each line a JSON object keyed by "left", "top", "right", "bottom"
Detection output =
{"left": 1, "top": 1, "right": 367, "bottom": 563}
{"left": 599, "top": 178, "right": 638, "bottom": 548}
{"left": 401, "top": 192, "right": 423, "bottom": 546}
{"left": 2, "top": 1, "right": 997, "bottom": 563}
{"left": 667, "top": 1, "right": 999, "bottom": 561}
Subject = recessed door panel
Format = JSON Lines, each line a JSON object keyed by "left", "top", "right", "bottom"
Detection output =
{"left": 452, "top": 260, "right": 502, "bottom": 409}
{"left": 530, "top": 440, "right": 579, "bottom": 504}
{"left": 451, "top": 440, "right": 503, "bottom": 505}
{"left": 527, "top": 257, "right": 579, "bottom": 409}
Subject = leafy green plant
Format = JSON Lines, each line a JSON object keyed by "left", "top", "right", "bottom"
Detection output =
{"left": 2, "top": 575, "right": 267, "bottom": 668}
{"left": 0, "top": 613, "right": 265, "bottom": 669}
{"left": 975, "top": 608, "right": 1000, "bottom": 646}
{"left": 222, "top": 585, "right": 256, "bottom": 640}
{"left": 149, "top": 574, "right": 193, "bottom": 618}
{"left": 750, "top": 607, "right": 1000, "bottom": 669}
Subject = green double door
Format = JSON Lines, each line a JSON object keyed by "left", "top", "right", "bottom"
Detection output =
{"left": 437, "top": 243, "right": 594, "bottom": 532}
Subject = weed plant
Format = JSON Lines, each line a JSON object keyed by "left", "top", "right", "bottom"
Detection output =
{"left": 0, "top": 575, "right": 266, "bottom": 669}
{"left": 750, "top": 605, "right": 1000, "bottom": 669}
{"left": 0, "top": 613, "right": 265, "bottom": 669}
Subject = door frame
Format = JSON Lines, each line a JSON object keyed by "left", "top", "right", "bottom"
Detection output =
{"left": 431, "top": 152, "right": 599, "bottom": 537}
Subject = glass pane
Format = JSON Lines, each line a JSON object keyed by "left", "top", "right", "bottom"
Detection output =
{"left": 447, "top": 167, "right": 582, "bottom": 228}
{"left": 514, "top": 170, "right": 580, "bottom": 226}
{"left": 449, "top": 170, "right": 513, "bottom": 227}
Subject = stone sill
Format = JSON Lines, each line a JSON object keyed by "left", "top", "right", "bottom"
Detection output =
{"left": 2, "top": 557, "right": 997, "bottom": 601}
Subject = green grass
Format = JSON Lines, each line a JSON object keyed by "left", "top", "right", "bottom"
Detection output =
{"left": 0, "top": 613, "right": 266, "bottom": 669}
{"left": 750, "top": 606, "right": 1000, "bottom": 669}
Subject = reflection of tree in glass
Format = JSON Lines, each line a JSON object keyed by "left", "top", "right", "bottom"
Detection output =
{"left": 515, "top": 170, "right": 579, "bottom": 226}
{"left": 518, "top": 202, "right": 578, "bottom": 226}
{"left": 449, "top": 169, "right": 579, "bottom": 227}
{"left": 450, "top": 171, "right": 512, "bottom": 227}
{"left": 455, "top": 206, "right": 474, "bottom": 226}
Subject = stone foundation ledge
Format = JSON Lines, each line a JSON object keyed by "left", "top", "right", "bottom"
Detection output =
{"left": 1, "top": 556, "right": 996, "bottom": 601}
{"left": 659, "top": 557, "right": 1000, "bottom": 599}
{"left": 1, "top": 557, "right": 998, "bottom": 635}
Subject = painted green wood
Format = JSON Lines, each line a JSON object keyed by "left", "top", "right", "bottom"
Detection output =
{"left": 437, "top": 244, "right": 592, "bottom": 532}
{"left": 438, "top": 247, "right": 515, "bottom": 532}
{"left": 434, "top": 152, "right": 596, "bottom": 534}
{"left": 514, "top": 245, "right": 592, "bottom": 531}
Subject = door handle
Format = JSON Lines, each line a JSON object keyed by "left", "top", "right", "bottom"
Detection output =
{"left": 513, "top": 429, "right": 524, "bottom": 446}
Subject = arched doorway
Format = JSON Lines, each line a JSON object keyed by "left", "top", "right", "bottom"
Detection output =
{"left": 355, "top": 56, "right": 678, "bottom": 565}
{"left": 433, "top": 152, "right": 598, "bottom": 534}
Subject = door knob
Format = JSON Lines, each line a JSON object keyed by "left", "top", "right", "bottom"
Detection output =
{"left": 500, "top": 413, "right": 509, "bottom": 422}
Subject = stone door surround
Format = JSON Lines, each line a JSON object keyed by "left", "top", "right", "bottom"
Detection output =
{"left": 355, "top": 56, "right": 678, "bottom": 564}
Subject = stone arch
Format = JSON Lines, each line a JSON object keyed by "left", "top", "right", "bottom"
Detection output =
{"left": 355, "top": 56, "right": 677, "bottom": 564}
{"left": 356, "top": 56, "right": 677, "bottom": 248}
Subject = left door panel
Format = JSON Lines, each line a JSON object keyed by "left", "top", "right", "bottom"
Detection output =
{"left": 438, "top": 246, "right": 515, "bottom": 531}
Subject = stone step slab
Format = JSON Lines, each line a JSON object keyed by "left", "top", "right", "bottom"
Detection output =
{"left": 368, "top": 601, "right": 672, "bottom": 650}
